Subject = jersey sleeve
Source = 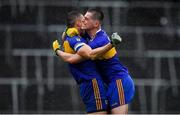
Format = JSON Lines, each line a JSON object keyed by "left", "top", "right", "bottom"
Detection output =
{"left": 67, "top": 36, "right": 86, "bottom": 52}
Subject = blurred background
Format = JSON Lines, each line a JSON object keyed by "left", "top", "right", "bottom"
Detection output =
{"left": 0, "top": 0, "right": 180, "bottom": 114}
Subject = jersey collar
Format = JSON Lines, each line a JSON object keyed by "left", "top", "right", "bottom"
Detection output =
{"left": 90, "top": 28, "right": 102, "bottom": 40}
{"left": 96, "top": 28, "right": 101, "bottom": 34}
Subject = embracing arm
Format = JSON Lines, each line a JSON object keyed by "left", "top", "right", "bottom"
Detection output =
{"left": 77, "top": 43, "right": 112, "bottom": 60}
{"left": 56, "top": 50, "right": 85, "bottom": 64}
{"left": 89, "top": 43, "right": 112, "bottom": 60}
{"left": 54, "top": 41, "right": 112, "bottom": 64}
{"left": 65, "top": 28, "right": 122, "bottom": 60}
{"left": 56, "top": 43, "right": 112, "bottom": 64}
{"left": 89, "top": 32, "right": 123, "bottom": 59}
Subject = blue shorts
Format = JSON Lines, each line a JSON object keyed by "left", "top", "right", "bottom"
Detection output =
{"left": 106, "top": 74, "right": 135, "bottom": 109}
{"left": 79, "top": 78, "right": 108, "bottom": 113}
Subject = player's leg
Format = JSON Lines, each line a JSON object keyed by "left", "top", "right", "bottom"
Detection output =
{"left": 107, "top": 74, "right": 135, "bottom": 114}
{"left": 79, "top": 78, "right": 108, "bottom": 114}
{"left": 111, "top": 104, "right": 128, "bottom": 114}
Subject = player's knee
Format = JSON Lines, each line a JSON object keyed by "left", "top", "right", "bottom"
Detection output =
{"left": 111, "top": 104, "right": 128, "bottom": 114}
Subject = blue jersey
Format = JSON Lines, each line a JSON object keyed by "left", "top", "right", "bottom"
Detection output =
{"left": 87, "top": 29, "right": 135, "bottom": 108}
{"left": 63, "top": 35, "right": 102, "bottom": 84}
{"left": 88, "top": 29, "right": 129, "bottom": 84}
{"left": 63, "top": 34, "right": 108, "bottom": 112}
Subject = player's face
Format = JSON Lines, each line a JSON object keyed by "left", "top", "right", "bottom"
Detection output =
{"left": 82, "top": 12, "right": 96, "bottom": 30}
{"left": 76, "top": 14, "right": 85, "bottom": 32}
{"left": 80, "top": 15, "right": 84, "bottom": 27}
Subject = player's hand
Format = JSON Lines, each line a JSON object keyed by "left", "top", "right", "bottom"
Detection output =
{"left": 110, "top": 32, "right": 122, "bottom": 46}
{"left": 52, "top": 40, "right": 61, "bottom": 56}
{"left": 66, "top": 28, "right": 79, "bottom": 37}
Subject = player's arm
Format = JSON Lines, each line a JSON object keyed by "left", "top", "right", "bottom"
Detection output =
{"left": 87, "top": 33, "right": 122, "bottom": 60}
{"left": 89, "top": 43, "right": 112, "bottom": 60}
{"left": 52, "top": 40, "right": 84, "bottom": 64}
{"left": 52, "top": 39, "right": 110, "bottom": 64}
{"left": 77, "top": 43, "right": 112, "bottom": 60}
{"left": 66, "top": 28, "right": 122, "bottom": 59}
{"left": 56, "top": 50, "right": 85, "bottom": 64}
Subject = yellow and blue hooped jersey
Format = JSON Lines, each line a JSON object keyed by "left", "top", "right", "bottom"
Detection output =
{"left": 88, "top": 29, "right": 129, "bottom": 84}
{"left": 63, "top": 35, "right": 102, "bottom": 84}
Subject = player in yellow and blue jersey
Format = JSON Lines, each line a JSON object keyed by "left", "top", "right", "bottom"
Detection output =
{"left": 52, "top": 11, "right": 113, "bottom": 114}
{"left": 62, "top": 34, "right": 108, "bottom": 114}
{"left": 59, "top": 9, "right": 135, "bottom": 114}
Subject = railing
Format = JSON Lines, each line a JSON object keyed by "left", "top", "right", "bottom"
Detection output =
{"left": 0, "top": 49, "right": 176, "bottom": 113}
{"left": 0, "top": 0, "right": 180, "bottom": 113}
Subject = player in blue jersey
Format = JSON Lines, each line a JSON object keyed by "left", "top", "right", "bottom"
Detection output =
{"left": 83, "top": 9, "right": 135, "bottom": 114}
{"left": 58, "top": 9, "right": 135, "bottom": 114}
{"left": 52, "top": 11, "right": 114, "bottom": 114}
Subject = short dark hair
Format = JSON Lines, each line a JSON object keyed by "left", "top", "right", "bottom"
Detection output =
{"left": 66, "top": 11, "right": 82, "bottom": 28}
{"left": 87, "top": 8, "right": 104, "bottom": 23}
